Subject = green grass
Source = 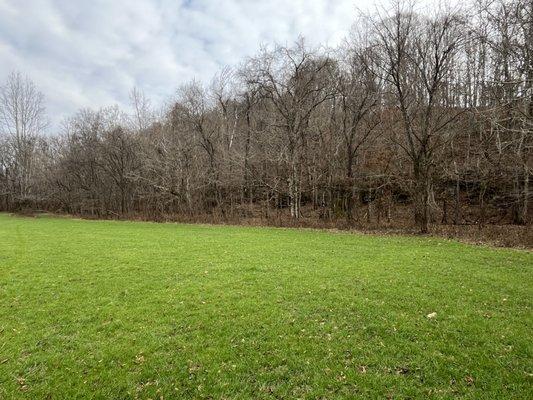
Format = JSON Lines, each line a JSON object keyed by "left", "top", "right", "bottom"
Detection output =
{"left": 0, "top": 214, "right": 531, "bottom": 399}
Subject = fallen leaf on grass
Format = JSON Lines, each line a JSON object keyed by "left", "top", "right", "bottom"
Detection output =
{"left": 396, "top": 366, "right": 410, "bottom": 375}
{"left": 188, "top": 361, "right": 202, "bottom": 374}
{"left": 465, "top": 376, "right": 474, "bottom": 386}
{"left": 16, "top": 377, "right": 28, "bottom": 391}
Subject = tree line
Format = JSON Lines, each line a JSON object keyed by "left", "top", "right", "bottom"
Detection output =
{"left": 0, "top": 0, "right": 531, "bottom": 233}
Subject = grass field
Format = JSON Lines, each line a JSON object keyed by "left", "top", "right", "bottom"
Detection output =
{"left": 0, "top": 213, "right": 531, "bottom": 399}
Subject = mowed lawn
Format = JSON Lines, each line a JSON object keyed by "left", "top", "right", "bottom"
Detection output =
{"left": 0, "top": 214, "right": 531, "bottom": 399}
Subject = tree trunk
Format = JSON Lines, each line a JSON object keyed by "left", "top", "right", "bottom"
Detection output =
{"left": 442, "top": 198, "right": 448, "bottom": 224}
{"left": 413, "top": 164, "right": 430, "bottom": 233}
{"left": 522, "top": 165, "right": 529, "bottom": 224}
{"left": 289, "top": 162, "right": 300, "bottom": 219}
{"left": 479, "top": 180, "right": 487, "bottom": 229}
{"left": 454, "top": 176, "right": 461, "bottom": 225}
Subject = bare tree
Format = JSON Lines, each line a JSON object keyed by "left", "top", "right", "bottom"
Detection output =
{"left": 366, "top": 2, "right": 465, "bottom": 232}
{"left": 245, "top": 39, "right": 335, "bottom": 218}
{"left": 0, "top": 72, "right": 47, "bottom": 202}
{"left": 129, "top": 87, "right": 154, "bottom": 132}
{"left": 474, "top": 0, "right": 532, "bottom": 224}
{"left": 177, "top": 81, "right": 221, "bottom": 209}
{"left": 334, "top": 36, "right": 382, "bottom": 221}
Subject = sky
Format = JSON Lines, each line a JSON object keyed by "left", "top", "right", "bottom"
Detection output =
{"left": 0, "top": 0, "right": 406, "bottom": 131}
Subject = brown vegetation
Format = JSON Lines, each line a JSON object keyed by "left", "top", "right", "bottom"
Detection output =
{"left": 1, "top": 0, "right": 531, "bottom": 247}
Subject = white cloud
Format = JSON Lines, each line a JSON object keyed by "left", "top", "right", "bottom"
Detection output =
{"left": 0, "top": 0, "right": 375, "bottom": 131}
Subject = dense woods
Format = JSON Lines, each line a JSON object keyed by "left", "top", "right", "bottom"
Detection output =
{"left": 0, "top": 0, "right": 531, "bottom": 237}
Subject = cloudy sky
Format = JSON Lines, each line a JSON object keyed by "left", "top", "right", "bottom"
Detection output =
{"left": 0, "top": 0, "right": 396, "bottom": 130}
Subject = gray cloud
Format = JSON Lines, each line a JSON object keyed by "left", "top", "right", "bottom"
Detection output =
{"left": 0, "top": 0, "right": 371, "bottom": 131}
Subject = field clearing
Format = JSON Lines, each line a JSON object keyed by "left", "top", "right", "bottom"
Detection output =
{"left": 0, "top": 213, "right": 531, "bottom": 399}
